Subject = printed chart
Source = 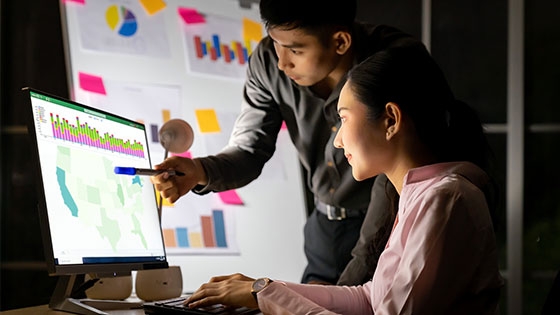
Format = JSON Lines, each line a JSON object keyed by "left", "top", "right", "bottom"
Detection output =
{"left": 181, "top": 11, "right": 263, "bottom": 79}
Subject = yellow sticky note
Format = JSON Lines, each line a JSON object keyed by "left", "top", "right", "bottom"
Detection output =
{"left": 162, "top": 109, "right": 170, "bottom": 122}
{"left": 195, "top": 109, "right": 221, "bottom": 133}
{"left": 155, "top": 190, "right": 174, "bottom": 207}
{"left": 139, "top": 0, "right": 166, "bottom": 15}
{"left": 243, "top": 17, "right": 263, "bottom": 42}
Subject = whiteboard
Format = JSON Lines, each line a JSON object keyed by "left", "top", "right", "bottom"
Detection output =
{"left": 59, "top": 0, "right": 307, "bottom": 292}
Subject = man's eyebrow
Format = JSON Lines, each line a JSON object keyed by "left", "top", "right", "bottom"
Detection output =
{"left": 271, "top": 39, "right": 306, "bottom": 49}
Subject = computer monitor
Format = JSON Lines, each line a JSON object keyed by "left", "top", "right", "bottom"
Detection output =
{"left": 23, "top": 87, "right": 168, "bottom": 314}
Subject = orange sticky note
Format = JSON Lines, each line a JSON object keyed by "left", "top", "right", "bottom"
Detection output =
{"left": 79, "top": 72, "right": 106, "bottom": 95}
{"left": 162, "top": 109, "right": 171, "bottom": 122}
{"left": 139, "top": 0, "right": 166, "bottom": 15}
{"left": 218, "top": 190, "right": 244, "bottom": 205}
{"left": 243, "top": 18, "right": 263, "bottom": 55}
{"left": 155, "top": 190, "right": 174, "bottom": 207}
{"left": 243, "top": 18, "right": 263, "bottom": 42}
{"left": 178, "top": 7, "right": 205, "bottom": 24}
{"left": 195, "top": 109, "right": 221, "bottom": 133}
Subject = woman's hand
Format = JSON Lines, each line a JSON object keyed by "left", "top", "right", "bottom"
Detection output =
{"left": 185, "top": 273, "right": 258, "bottom": 309}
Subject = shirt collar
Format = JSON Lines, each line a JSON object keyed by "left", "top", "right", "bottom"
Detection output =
{"left": 403, "top": 161, "right": 490, "bottom": 190}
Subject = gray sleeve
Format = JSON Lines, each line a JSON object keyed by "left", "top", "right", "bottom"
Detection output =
{"left": 337, "top": 174, "right": 398, "bottom": 285}
{"left": 194, "top": 41, "right": 284, "bottom": 193}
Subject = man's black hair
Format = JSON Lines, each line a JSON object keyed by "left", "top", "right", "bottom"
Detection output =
{"left": 259, "top": 0, "right": 357, "bottom": 44}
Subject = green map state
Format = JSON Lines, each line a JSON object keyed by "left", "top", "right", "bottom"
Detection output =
{"left": 56, "top": 145, "right": 148, "bottom": 251}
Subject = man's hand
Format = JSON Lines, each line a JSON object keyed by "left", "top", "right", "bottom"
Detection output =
{"left": 150, "top": 156, "right": 208, "bottom": 203}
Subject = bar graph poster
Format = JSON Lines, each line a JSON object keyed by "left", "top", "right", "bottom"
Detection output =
{"left": 180, "top": 12, "right": 263, "bottom": 79}
{"left": 72, "top": 0, "right": 171, "bottom": 58}
{"left": 160, "top": 191, "right": 240, "bottom": 255}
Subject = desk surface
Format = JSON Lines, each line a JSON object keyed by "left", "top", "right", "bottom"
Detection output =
{"left": 0, "top": 305, "right": 144, "bottom": 314}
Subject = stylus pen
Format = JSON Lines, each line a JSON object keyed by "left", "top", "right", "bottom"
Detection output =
{"left": 114, "top": 166, "right": 185, "bottom": 177}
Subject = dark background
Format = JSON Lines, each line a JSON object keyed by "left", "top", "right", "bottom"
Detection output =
{"left": 1, "top": 0, "right": 559, "bottom": 314}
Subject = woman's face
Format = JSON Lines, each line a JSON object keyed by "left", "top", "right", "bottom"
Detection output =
{"left": 334, "top": 83, "right": 390, "bottom": 181}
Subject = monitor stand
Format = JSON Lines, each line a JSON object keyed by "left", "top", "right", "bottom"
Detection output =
{"left": 49, "top": 274, "right": 143, "bottom": 315}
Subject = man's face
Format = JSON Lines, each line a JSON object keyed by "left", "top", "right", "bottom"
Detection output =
{"left": 268, "top": 27, "right": 341, "bottom": 87}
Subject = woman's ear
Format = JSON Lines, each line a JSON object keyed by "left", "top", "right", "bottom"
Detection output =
{"left": 333, "top": 31, "right": 352, "bottom": 55}
{"left": 385, "top": 102, "right": 402, "bottom": 140}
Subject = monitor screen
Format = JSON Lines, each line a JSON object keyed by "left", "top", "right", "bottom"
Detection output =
{"left": 24, "top": 87, "right": 168, "bottom": 312}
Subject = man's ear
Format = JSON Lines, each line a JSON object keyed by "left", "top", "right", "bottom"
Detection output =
{"left": 333, "top": 31, "right": 352, "bottom": 55}
{"left": 385, "top": 102, "right": 402, "bottom": 140}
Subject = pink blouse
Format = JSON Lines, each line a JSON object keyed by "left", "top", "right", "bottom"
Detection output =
{"left": 257, "top": 162, "right": 503, "bottom": 315}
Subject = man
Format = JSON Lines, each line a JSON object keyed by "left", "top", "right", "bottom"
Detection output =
{"left": 152, "top": 0, "right": 421, "bottom": 285}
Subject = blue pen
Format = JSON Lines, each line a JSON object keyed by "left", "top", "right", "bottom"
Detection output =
{"left": 114, "top": 166, "right": 185, "bottom": 177}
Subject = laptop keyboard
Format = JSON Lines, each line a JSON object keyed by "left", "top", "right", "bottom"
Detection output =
{"left": 143, "top": 296, "right": 261, "bottom": 315}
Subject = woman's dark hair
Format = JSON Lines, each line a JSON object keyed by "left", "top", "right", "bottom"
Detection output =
{"left": 259, "top": 0, "right": 356, "bottom": 46}
{"left": 347, "top": 46, "right": 491, "bottom": 172}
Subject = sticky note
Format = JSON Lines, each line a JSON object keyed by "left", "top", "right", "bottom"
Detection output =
{"left": 78, "top": 72, "right": 106, "bottom": 95}
{"left": 155, "top": 190, "right": 174, "bottom": 207}
{"left": 64, "top": 0, "right": 85, "bottom": 4}
{"left": 171, "top": 151, "right": 192, "bottom": 159}
{"left": 195, "top": 109, "right": 221, "bottom": 133}
{"left": 162, "top": 109, "right": 171, "bottom": 122}
{"left": 281, "top": 121, "right": 288, "bottom": 130}
{"left": 218, "top": 190, "right": 244, "bottom": 205}
{"left": 178, "top": 7, "right": 205, "bottom": 24}
{"left": 242, "top": 18, "right": 263, "bottom": 42}
{"left": 139, "top": 0, "right": 166, "bottom": 15}
{"left": 243, "top": 18, "right": 263, "bottom": 55}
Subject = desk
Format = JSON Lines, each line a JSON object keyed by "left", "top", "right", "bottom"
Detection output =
{"left": 0, "top": 305, "right": 144, "bottom": 314}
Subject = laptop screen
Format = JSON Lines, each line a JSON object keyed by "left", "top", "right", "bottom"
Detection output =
{"left": 26, "top": 87, "right": 166, "bottom": 274}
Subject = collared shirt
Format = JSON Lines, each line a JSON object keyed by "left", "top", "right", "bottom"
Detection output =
{"left": 257, "top": 162, "right": 504, "bottom": 315}
{"left": 195, "top": 23, "right": 421, "bottom": 211}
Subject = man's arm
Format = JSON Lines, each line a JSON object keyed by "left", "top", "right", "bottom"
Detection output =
{"left": 194, "top": 38, "right": 284, "bottom": 193}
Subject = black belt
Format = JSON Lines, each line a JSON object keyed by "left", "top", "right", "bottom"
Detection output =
{"left": 315, "top": 200, "right": 366, "bottom": 221}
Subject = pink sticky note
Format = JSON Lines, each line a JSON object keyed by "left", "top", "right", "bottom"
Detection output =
{"left": 218, "top": 190, "right": 244, "bottom": 205}
{"left": 178, "top": 7, "right": 205, "bottom": 24}
{"left": 79, "top": 72, "right": 106, "bottom": 95}
{"left": 64, "top": 0, "right": 85, "bottom": 4}
{"left": 281, "top": 121, "right": 288, "bottom": 130}
{"left": 171, "top": 151, "right": 192, "bottom": 159}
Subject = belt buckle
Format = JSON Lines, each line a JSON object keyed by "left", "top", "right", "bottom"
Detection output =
{"left": 326, "top": 205, "right": 346, "bottom": 221}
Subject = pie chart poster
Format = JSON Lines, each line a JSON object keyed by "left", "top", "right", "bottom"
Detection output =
{"left": 74, "top": 0, "right": 171, "bottom": 58}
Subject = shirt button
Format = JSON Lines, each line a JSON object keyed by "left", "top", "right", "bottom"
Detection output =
{"left": 331, "top": 126, "right": 337, "bottom": 132}
{"left": 329, "top": 188, "right": 335, "bottom": 194}
{"left": 327, "top": 161, "right": 334, "bottom": 167}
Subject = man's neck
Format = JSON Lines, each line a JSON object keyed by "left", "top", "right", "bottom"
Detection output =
{"left": 310, "top": 49, "right": 355, "bottom": 100}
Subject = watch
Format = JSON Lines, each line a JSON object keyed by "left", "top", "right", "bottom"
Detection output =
{"left": 251, "top": 277, "right": 273, "bottom": 304}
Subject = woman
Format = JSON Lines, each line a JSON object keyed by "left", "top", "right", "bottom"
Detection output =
{"left": 184, "top": 46, "right": 504, "bottom": 314}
